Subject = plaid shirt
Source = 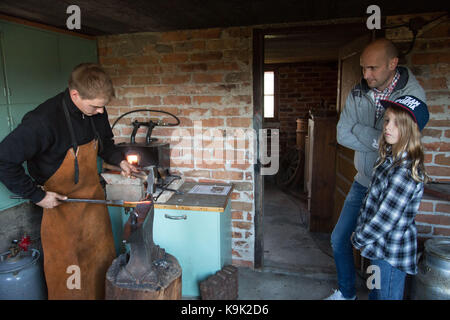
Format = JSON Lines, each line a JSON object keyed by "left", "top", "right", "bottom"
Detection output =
{"left": 352, "top": 152, "right": 424, "bottom": 274}
{"left": 373, "top": 70, "right": 400, "bottom": 120}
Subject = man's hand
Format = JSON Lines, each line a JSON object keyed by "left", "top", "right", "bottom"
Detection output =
{"left": 119, "top": 160, "right": 140, "bottom": 178}
{"left": 36, "top": 191, "right": 68, "bottom": 209}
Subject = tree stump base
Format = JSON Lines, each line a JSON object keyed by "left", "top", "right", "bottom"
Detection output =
{"left": 105, "top": 252, "right": 182, "bottom": 300}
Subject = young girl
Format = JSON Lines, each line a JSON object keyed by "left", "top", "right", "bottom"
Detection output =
{"left": 351, "top": 95, "right": 429, "bottom": 300}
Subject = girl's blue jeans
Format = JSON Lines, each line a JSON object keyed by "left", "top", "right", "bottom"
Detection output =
{"left": 368, "top": 259, "right": 407, "bottom": 300}
{"left": 331, "top": 181, "right": 367, "bottom": 299}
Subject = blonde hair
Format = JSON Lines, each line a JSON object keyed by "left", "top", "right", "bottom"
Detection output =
{"left": 376, "top": 106, "right": 428, "bottom": 183}
{"left": 68, "top": 63, "right": 114, "bottom": 100}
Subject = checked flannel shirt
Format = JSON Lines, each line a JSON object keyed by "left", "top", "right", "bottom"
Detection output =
{"left": 352, "top": 152, "right": 424, "bottom": 274}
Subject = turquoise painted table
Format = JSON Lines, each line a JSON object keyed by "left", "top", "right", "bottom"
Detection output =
{"left": 153, "top": 182, "right": 233, "bottom": 297}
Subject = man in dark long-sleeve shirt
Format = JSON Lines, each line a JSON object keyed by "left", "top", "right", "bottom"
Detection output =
{"left": 0, "top": 63, "right": 138, "bottom": 299}
{"left": 0, "top": 66, "right": 137, "bottom": 208}
{"left": 0, "top": 88, "right": 124, "bottom": 203}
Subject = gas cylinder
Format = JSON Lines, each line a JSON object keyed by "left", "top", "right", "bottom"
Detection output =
{"left": 0, "top": 249, "right": 47, "bottom": 299}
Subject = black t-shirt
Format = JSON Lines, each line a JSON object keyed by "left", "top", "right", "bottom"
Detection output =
{"left": 0, "top": 89, "right": 124, "bottom": 203}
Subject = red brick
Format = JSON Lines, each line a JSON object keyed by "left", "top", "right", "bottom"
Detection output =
{"left": 435, "top": 154, "right": 450, "bottom": 166}
{"left": 419, "top": 201, "right": 434, "bottom": 212}
{"left": 208, "top": 62, "right": 240, "bottom": 71}
{"left": 212, "top": 171, "right": 243, "bottom": 181}
{"left": 415, "top": 214, "right": 450, "bottom": 225}
{"left": 232, "top": 221, "right": 252, "bottom": 230}
{"left": 193, "top": 96, "right": 223, "bottom": 105}
{"left": 163, "top": 96, "right": 191, "bottom": 105}
{"left": 133, "top": 96, "right": 161, "bottom": 106}
{"left": 179, "top": 107, "right": 209, "bottom": 117}
{"left": 191, "top": 28, "right": 222, "bottom": 39}
{"left": 107, "top": 97, "right": 130, "bottom": 107}
{"left": 227, "top": 118, "right": 251, "bottom": 128}
{"left": 129, "top": 55, "right": 159, "bottom": 65}
{"left": 436, "top": 203, "right": 450, "bottom": 214}
{"left": 178, "top": 63, "right": 208, "bottom": 72}
{"left": 212, "top": 107, "right": 241, "bottom": 117}
{"left": 191, "top": 52, "right": 223, "bottom": 62}
{"left": 424, "top": 142, "right": 450, "bottom": 152}
{"left": 193, "top": 73, "right": 223, "bottom": 83}
{"left": 161, "top": 53, "right": 189, "bottom": 63}
{"left": 231, "top": 250, "right": 242, "bottom": 258}
{"left": 116, "top": 87, "right": 145, "bottom": 97}
{"left": 145, "top": 85, "right": 174, "bottom": 95}
{"left": 131, "top": 76, "right": 160, "bottom": 85}
{"left": 111, "top": 76, "right": 130, "bottom": 86}
{"left": 174, "top": 40, "right": 206, "bottom": 52}
{"left": 201, "top": 118, "right": 224, "bottom": 127}
{"left": 230, "top": 192, "right": 240, "bottom": 200}
{"left": 232, "top": 231, "right": 242, "bottom": 238}
{"left": 231, "top": 259, "right": 253, "bottom": 268}
{"left": 434, "top": 227, "right": 450, "bottom": 236}
{"left": 196, "top": 162, "right": 226, "bottom": 170}
{"left": 117, "top": 66, "right": 147, "bottom": 76}
{"left": 230, "top": 95, "right": 252, "bottom": 104}
{"left": 231, "top": 163, "right": 251, "bottom": 170}
{"left": 231, "top": 201, "right": 253, "bottom": 211}
{"left": 99, "top": 57, "right": 127, "bottom": 67}
{"left": 424, "top": 153, "right": 433, "bottom": 164}
{"left": 426, "top": 165, "right": 450, "bottom": 177}
{"left": 412, "top": 52, "right": 450, "bottom": 65}
{"left": 422, "top": 128, "right": 443, "bottom": 139}
{"left": 428, "top": 105, "right": 445, "bottom": 113}
{"left": 160, "top": 31, "right": 190, "bottom": 42}
{"left": 161, "top": 74, "right": 191, "bottom": 84}
{"left": 420, "top": 77, "right": 448, "bottom": 90}
{"left": 183, "top": 170, "right": 211, "bottom": 178}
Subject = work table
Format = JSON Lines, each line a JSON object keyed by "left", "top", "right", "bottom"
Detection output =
{"left": 155, "top": 181, "right": 233, "bottom": 212}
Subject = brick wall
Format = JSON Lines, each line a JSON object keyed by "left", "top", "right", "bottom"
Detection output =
{"left": 388, "top": 13, "right": 450, "bottom": 242}
{"left": 97, "top": 27, "right": 255, "bottom": 267}
{"left": 276, "top": 61, "right": 338, "bottom": 151}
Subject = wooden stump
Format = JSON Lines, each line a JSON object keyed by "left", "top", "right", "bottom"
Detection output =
{"left": 105, "top": 252, "right": 182, "bottom": 300}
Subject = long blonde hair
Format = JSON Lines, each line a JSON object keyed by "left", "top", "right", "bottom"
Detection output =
{"left": 375, "top": 106, "right": 428, "bottom": 183}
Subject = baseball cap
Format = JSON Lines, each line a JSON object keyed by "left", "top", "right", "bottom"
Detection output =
{"left": 380, "top": 95, "right": 429, "bottom": 131}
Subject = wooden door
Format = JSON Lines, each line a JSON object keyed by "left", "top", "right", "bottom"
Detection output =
{"left": 332, "top": 34, "right": 372, "bottom": 228}
{"left": 333, "top": 35, "right": 373, "bottom": 269}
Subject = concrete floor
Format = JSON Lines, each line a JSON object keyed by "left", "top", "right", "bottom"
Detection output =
{"left": 237, "top": 180, "right": 369, "bottom": 300}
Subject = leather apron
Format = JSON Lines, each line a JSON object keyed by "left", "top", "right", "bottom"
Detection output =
{"left": 40, "top": 102, "right": 116, "bottom": 300}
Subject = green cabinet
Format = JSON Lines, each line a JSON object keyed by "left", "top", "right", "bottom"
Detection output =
{"left": 1, "top": 22, "right": 61, "bottom": 105}
{"left": 0, "top": 18, "right": 98, "bottom": 210}
{"left": 154, "top": 203, "right": 232, "bottom": 297}
{"left": 153, "top": 182, "right": 233, "bottom": 297}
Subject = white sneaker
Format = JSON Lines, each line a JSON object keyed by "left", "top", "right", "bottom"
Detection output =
{"left": 324, "top": 289, "right": 356, "bottom": 300}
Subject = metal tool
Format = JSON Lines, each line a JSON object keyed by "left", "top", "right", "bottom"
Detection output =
{"left": 10, "top": 196, "right": 151, "bottom": 208}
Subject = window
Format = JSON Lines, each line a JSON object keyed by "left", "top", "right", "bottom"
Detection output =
{"left": 264, "top": 70, "right": 278, "bottom": 120}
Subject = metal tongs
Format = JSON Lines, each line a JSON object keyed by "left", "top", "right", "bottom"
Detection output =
{"left": 10, "top": 196, "right": 151, "bottom": 208}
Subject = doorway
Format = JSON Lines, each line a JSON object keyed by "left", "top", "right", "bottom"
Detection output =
{"left": 252, "top": 21, "right": 368, "bottom": 270}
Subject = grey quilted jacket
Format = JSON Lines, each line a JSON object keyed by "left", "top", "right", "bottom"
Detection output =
{"left": 336, "top": 66, "right": 426, "bottom": 187}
